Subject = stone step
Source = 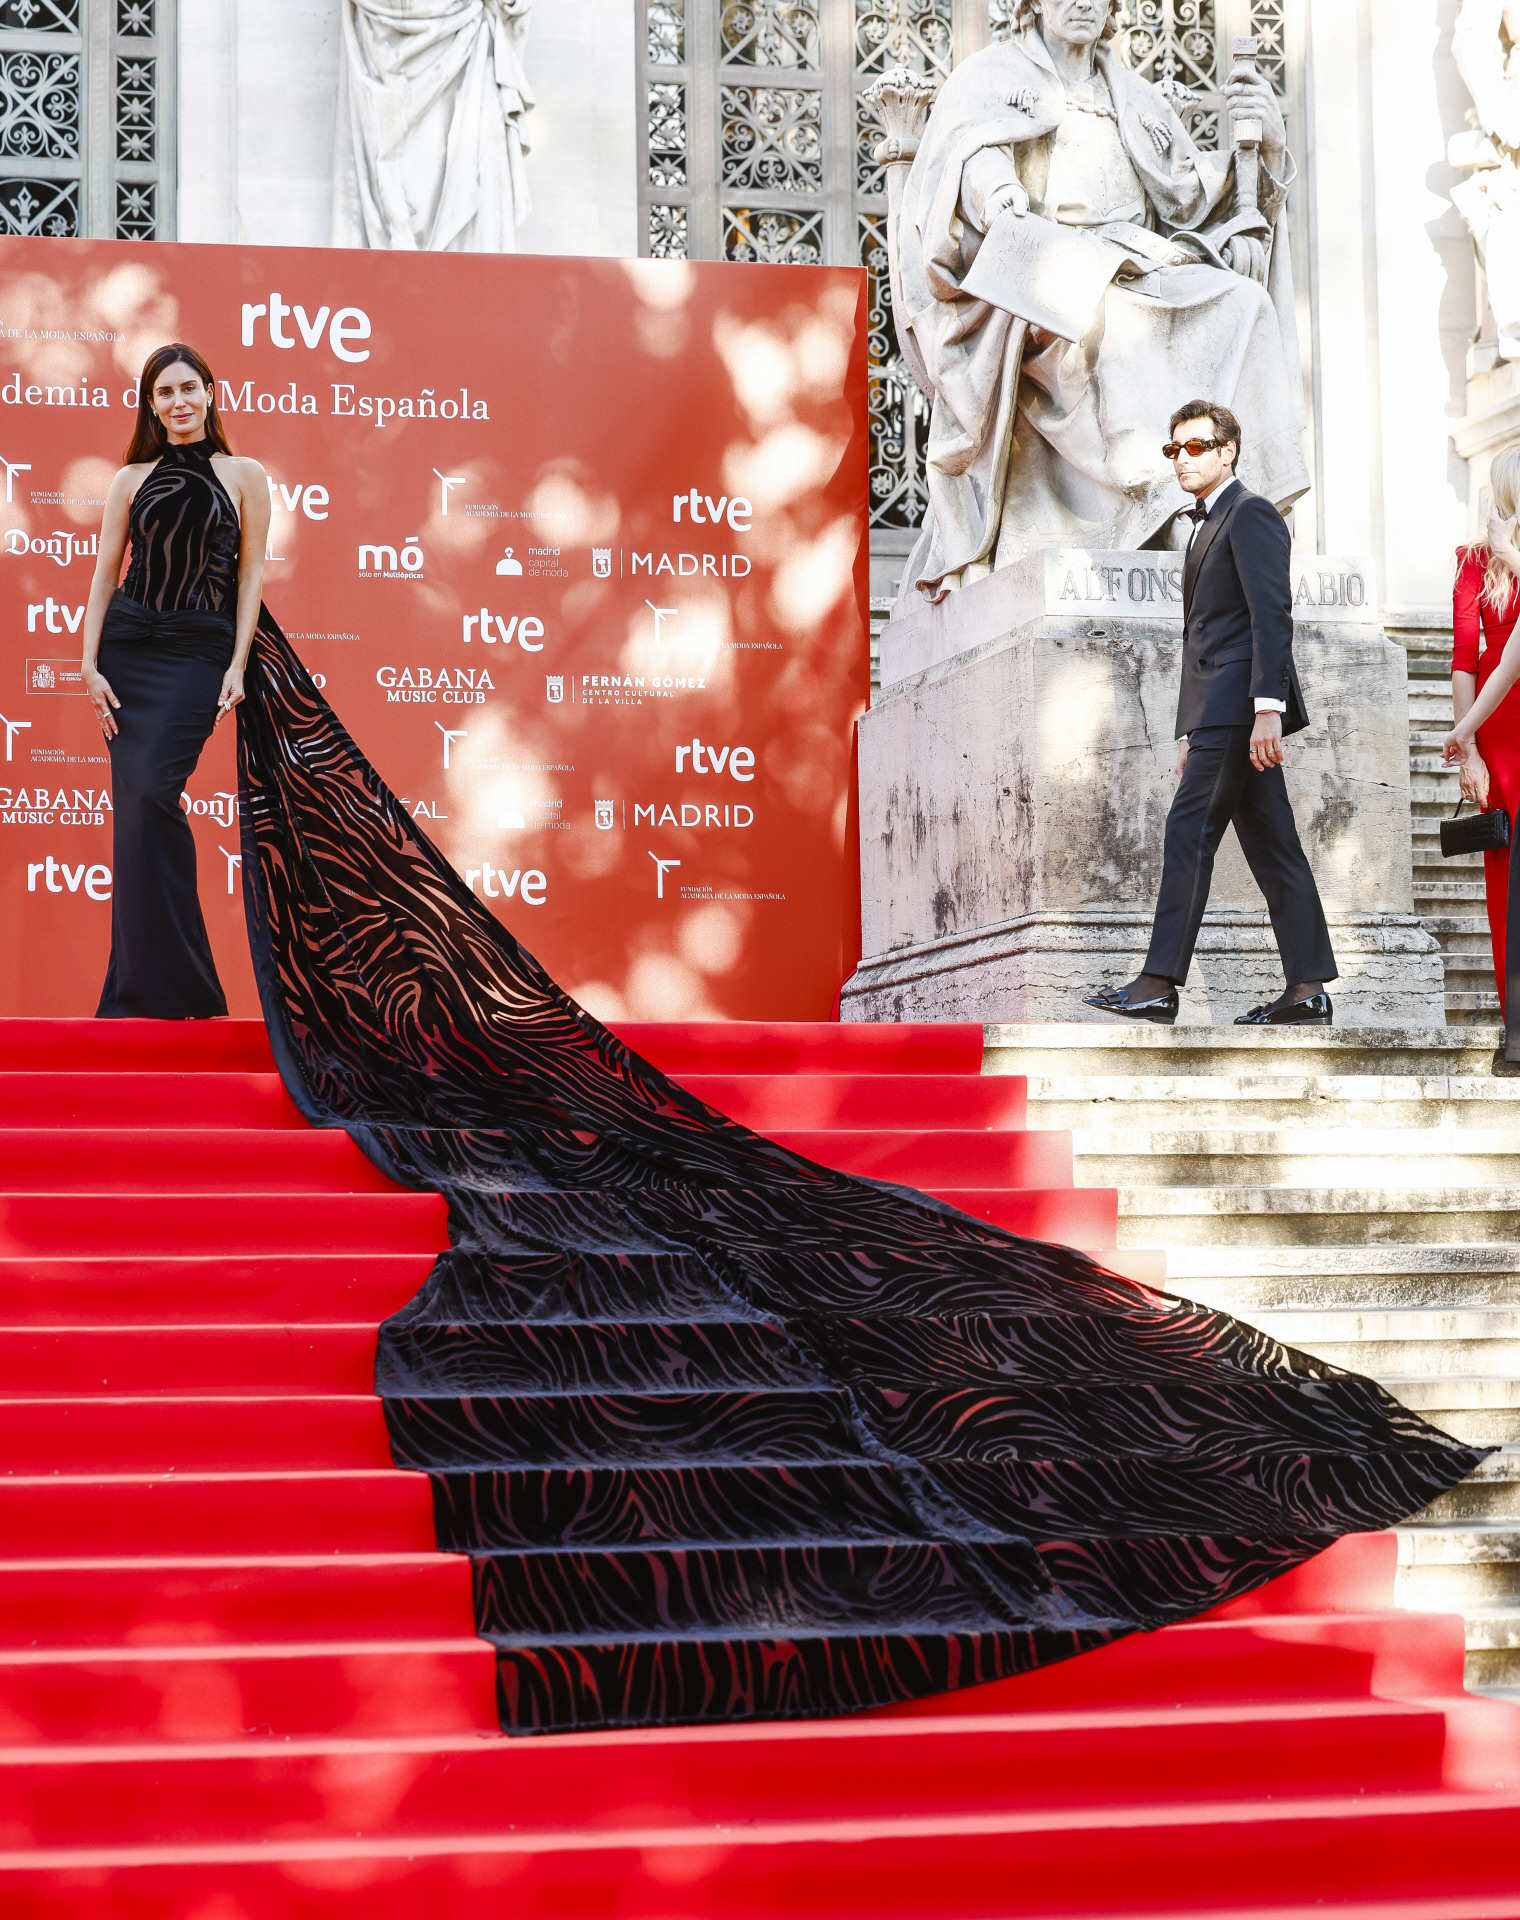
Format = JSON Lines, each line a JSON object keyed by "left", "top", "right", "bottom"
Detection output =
{"left": 1415, "top": 1447, "right": 1520, "bottom": 1523}
{"left": 1372, "top": 1377, "right": 1520, "bottom": 1444}
{"left": 1459, "top": 1611, "right": 1520, "bottom": 1688}
{"left": 1117, "top": 1185, "right": 1520, "bottom": 1245}
{"left": 988, "top": 1024, "right": 1500, "bottom": 1077}
{"left": 1423, "top": 915, "right": 1491, "bottom": 942}
{"left": 1404, "top": 848, "right": 1481, "bottom": 879}
{"left": 1415, "top": 879, "right": 1490, "bottom": 906}
{"left": 1254, "top": 1317, "right": 1520, "bottom": 1378}
{"left": 1079, "top": 1126, "right": 1520, "bottom": 1187}
{"left": 1441, "top": 970, "right": 1499, "bottom": 1004}
{"left": 1183, "top": 1276, "right": 1520, "bottom": 1314}
{"left": 1163, "top": 1242, "right": 1520, "bottom": 1279}
{"left": 1436, "top": 944, "right": 1497, "bottom": 973}
{"left": 1031, "top": 1070, "right": 1520, "bottom": 1128}
{"left": 1446, "top": 990, "right": 1502, "bottom": 1017}
{"left": 1397, "top": 1523, "right": 1520, "bottom": 1607}
{"left": 1413, "top": 820, "right": 1483, "bottom": 848}
{"left": 1435, "top": 948, "right": 1496, "bottom": 975}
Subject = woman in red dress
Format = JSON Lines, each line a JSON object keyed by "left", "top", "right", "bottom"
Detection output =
{"left": 1443, "top": 448, "right": 1520, "bottom": 1068}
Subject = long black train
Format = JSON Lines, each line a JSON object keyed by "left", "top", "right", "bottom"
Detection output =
{"left": 236, "top": 615, "right": 1489, "bottom": 1735}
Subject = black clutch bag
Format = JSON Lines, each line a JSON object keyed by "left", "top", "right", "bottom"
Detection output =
{"left": 1441, "top": 799, "right": 1511, "bottom": 858}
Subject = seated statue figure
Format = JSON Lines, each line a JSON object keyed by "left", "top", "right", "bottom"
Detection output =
{"left": 893, "top": 0, "right": 1310, "bottom": 601}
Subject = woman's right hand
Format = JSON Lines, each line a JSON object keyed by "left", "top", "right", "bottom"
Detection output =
{"left": 1458, "top": 743, "right": 1492, "bottom": 809}
{"left": 1489, "top": 509, "right": 1520, "bottom": 570}
{"left": 83, "top": 666, "right": 120, "bottom": 742}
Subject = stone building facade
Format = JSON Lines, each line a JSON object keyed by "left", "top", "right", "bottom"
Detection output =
{"left": 0, "top": 0, "right": 1493, "bottom": 627}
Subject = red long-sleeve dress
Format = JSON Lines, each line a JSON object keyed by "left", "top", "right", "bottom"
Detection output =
{"left": 1453, "top": 547, "right": 1520, "bottom": 1013}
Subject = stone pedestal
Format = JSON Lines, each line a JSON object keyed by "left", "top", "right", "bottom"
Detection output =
{"left": 842, "top": 550, "right": 1445, "bottom": 1028}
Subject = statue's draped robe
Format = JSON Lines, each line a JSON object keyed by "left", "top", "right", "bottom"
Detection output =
{"left": 334, "top": 0, "right": 533, "bottom": 253}
{"left": 896, "top": 32, "right": 1309, "bottom": 602}
{"left": 1451, "top": 0, "right": 1520, "bottom": 360}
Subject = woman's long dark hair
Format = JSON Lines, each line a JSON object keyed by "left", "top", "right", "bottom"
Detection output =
{"left": 123, "top": 342, "right": 233, "bottom": 464}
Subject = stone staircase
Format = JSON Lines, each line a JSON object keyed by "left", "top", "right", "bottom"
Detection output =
{"left": 1405, "top": 625, "right": 1499, "bottom": 1024}
{"left": 986, "top": 1021, "right": 1520, "bottom": 1696}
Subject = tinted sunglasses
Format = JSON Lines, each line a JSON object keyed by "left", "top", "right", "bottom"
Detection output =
{"left": 1163, "top": 437, "right": 1223, "bottom": 459}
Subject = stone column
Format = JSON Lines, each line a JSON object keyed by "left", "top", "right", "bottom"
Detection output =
{"left": 841, "top": 553, "right": 1446, "bottom": 1027}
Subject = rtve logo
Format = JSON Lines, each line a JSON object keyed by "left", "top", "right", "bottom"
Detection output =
{"left": 674, "top": 738, "right": 756, "bottom": 781}
{"left": 241, "top": 293, "right": 371, "bottom": 363}
{"left": 27, "top": 856, "right": 111, "bottom": 900}
{"left": 27, "top": 598, "right": 83, "bottom": 634}
{"left": 461, "top": 608, "right": 544, "bottom": 650}
{"left": 671, "top": 489, "right": 752, "bottom": 532}
{"left": 267, "top": 477, "right": 329, "bottom": 520}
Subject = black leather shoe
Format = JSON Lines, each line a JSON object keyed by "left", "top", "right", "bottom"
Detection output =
{"left": 1234, "top": 991, "right": 1333, "bottom": 1027}
{"left": 1083, "top": 986, "right": 1179, "bottom": 1025}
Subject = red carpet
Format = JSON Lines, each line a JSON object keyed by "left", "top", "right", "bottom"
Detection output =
{"left": 0, "top": 1016, "right": 1516, "bottom": 1914}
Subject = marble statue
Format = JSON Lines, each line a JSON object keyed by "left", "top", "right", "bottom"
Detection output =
{"left": 1451, "top": 0, "right": 1520, "bottom": 361}
{"left": 876, "top": 0, "right": 1309, "bottom": 602}
{"left": 333, "top": 0, "right": 533, "bottom": 253}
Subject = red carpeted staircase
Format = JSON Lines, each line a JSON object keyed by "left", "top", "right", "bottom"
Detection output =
{"left": 0, "top": 1016, "right": 1517, "bottom": 1915}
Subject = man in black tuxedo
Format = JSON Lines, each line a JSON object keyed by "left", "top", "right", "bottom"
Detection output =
{"left": 1084, "top": 400, "right": 1336, "bottom": 1026}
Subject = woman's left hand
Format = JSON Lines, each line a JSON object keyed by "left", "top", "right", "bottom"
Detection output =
{"left": 214, "top": 665, "right": 245, "bottom": 726}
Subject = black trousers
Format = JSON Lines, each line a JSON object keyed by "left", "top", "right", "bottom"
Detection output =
{"left": 1143, "top": 724, "right": 1337, "bottom": 988}
{"left": 96, "top": 589, "right": 234, "bottom": 1019}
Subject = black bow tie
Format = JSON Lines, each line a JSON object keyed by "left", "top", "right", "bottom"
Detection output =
{"left": 1186, "top": 502, "right": 1208, "bottom": 524}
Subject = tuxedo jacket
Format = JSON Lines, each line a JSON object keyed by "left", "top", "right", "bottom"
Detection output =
{"left": 1175, "top": 479, "right": 1308, "bottom": 740}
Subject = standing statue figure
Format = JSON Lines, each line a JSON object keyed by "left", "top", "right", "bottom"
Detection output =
{"left": 334, "top": 0, "right": 533, "bottom": 253}
{"left": 892, "top": 0, "right": 1309, "bottom": 601}
{"left": 1450, "top": 0, "right": 1520, "bottom": 361}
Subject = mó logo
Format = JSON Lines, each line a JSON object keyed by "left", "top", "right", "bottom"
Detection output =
{"left": 358, "top": 536, "right": 423, "bottom": 578}
{"left": 27, "top": 855, "right": 111, "bottom": 899}
{"left": 671, "top": 489, "right": 752, "bottom": 532}
{"left": 463, "top": 864, "right": 547, "bottom": 906}
{"left": 377, "top": 665, "right": 495, "bottom": 705}
{"left": 241, "top": 293, "right": 372, "bottom": 363}
{"left": 674, "top": 738, "right": 755, "bottom": 780}
{"left": 461, "top": 608, "right": 545, "bottom": 650}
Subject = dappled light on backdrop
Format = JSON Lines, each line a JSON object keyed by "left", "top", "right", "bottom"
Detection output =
{"left": 0, "top": 237, "right": 870, "bottom": 1019}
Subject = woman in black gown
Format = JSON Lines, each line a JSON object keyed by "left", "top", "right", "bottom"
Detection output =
{"left": 81, "top": 342, "right": 270, "bottom": 1018}
{"left": 81, "top": 339, "right": 1487, "bottom": 1730}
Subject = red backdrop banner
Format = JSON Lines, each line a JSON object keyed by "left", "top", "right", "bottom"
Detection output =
{"left": 0, "top": 236, "right": 869, "bottom": 1020}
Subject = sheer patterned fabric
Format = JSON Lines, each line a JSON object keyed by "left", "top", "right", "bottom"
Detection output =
{"left": 121, "top": 437, "right": 240, "bottom": 616}
{"left": 236, "top": 612, "right": 1487, "bottom": 1732}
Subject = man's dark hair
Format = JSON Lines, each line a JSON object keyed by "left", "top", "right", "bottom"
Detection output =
{"left": 1170, "top": 399, "right": 1243, "bottom": 459}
